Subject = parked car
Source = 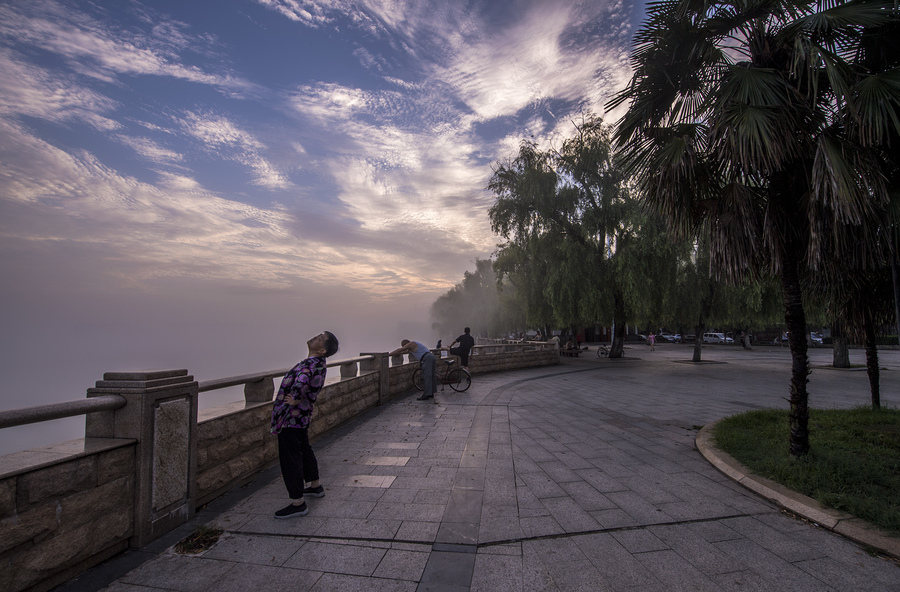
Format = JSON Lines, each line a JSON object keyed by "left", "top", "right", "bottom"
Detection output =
{"left": 702, "top": 332, "right": 733, "bottom": 344}
{"left": 657, "top": 333, "right": 676, "bottom": 343}
{"left": 810, "top": 332, "right": 823, "bottom": 344}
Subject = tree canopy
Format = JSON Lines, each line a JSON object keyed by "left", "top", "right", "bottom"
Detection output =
{"left": 610, "top": 0, "right": 900, "bottom": 455}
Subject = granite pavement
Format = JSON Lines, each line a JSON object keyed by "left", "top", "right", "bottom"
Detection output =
{"left": 59, "top": 344, "right": 900, "bottom": 592}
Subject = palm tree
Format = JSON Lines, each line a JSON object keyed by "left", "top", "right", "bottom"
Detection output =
{"left": 609, "top": 0, "right": 899, "bottom": 455}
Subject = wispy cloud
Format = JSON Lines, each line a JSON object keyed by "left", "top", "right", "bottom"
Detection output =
{"left": 0, "top": 0, "right": 638, "bottom": 301}
{"left": 0, "top": 117, "right": 464, "bottom": 297}
{"left": 0, "top": 0, "right": 260, "bottom": 96}
{"left": 0, "top": 48, "right": 120, "bottom": 131}
{"left": 117, "top": 136, "right": 183, "bottom": 165}
{"left": 181, "top": 111, "right": 292, "bottom": 189}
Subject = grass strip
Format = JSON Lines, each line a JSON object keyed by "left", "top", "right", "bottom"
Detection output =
{"left": 711, "top": 407, "right": 900, "bottom": 537}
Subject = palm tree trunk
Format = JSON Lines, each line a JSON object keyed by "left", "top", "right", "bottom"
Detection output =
{"left": 781, "top": 255, "right": 810, "bottom": 457}
{"left": 832, "top": 319, "right": 850, "bottom": 368}
{"left": 692, "top": 279, "right": 716, "bottom": 363}
{"left": 892, "top": 249, "right": 900, "bottom": 346}
{"left": 610, "top": 291, "right": 626, "bottom": 358}
{"left": 864, "top": 306, "right": 881, "bottom": 410}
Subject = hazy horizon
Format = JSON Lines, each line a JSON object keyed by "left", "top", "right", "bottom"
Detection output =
{"left": 0, "top": 0, "right": 641, "bottom": 454}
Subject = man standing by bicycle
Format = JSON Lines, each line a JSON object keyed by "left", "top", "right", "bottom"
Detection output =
{"left": 390, "top": 339, "right": 437, "bottom": 402}
{"left": 446, "top": 327, "right": 475, "bottom": 370}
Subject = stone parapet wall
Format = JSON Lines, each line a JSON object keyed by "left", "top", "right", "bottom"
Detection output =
{"left": 196, "top": 403, "right": 277, "bottom": 506}
{"left": 0, "top": 440, "right": 135, "bottom": 592}
{"left": 467, "top": 346, "right": 558, "bottom": 374}
{"left": 310, "top": 372, "right": 379, "bottom": 437}
{"left": 1, "top": 347, "right": 556, "bottom": 592}
{"left": 389, "top": 363, "right": 418, "bottom": 396}
{"left": 195, "top": 371, "right": 382, "bottom": 504}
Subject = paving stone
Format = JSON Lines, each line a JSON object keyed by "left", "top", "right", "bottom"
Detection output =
{"left": 470, "top": 550, "right": 522, "bottom": 592}
{"left": 118, "top": 555, "right": 235, "bottom": 592}
{"left": 540, "top": 496, "right": 601, "bottom": 533}
{"left": 282, "top": 540, "right": 386, "bottom": 575}
{"left": 308, "top": 572, "right": 416, "bottom": 592}
{"left": 394, "top": 520, "right": 440, "bottom": 543}
{"left": 70, "top": 352, "right": 900, "bottom": 592}
{"left": 371, "top": 548, "right": 429, "bottom": 580}
{"left": 202, "top": 533, "right": 304, "bottom": 565}
{"left": 208, "top": 564, "right": 322, "bottom": 592}
{"left": 633, "top": 549, "right": 722, "bottom": 592}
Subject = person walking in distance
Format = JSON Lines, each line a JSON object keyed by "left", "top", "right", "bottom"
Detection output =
{"left": 271, "top": 331, "right": 340, "bottom": 519}
{"left": 648, "top": 332, "right": 656, "bottom": 351}
{"left": 391, "top": 339, "right": 437, "bottom": 402}
{"left": 447, "top": 327, "right": 475, "bottom": 370}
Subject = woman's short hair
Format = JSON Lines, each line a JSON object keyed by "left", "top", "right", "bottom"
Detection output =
{"left": 323, "top": 331, "right": 339, "bottom": 357}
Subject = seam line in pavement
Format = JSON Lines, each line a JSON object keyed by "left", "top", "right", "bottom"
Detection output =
{"left": 477, "top": 512, "right": 762, "bottom": 547}
{"left": 224, "top": 512, "right": 764, "bottom": 550}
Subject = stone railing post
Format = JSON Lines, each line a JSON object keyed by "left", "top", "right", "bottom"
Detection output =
{"left": 244, "top": 377, "right": 275, "bottom": 403}
{"left": 340, "top": 361, "right": 358, "bottom": 378}
{"left": 361, "top": 352, "right": 390, "bottom": 405}
{"left": 85, "top": 370, "right": 198, "bottom": 548}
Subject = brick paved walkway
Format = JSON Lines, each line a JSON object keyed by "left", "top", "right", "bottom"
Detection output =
{"left": 65, "top": 345, "right": 900, "bottom": 592}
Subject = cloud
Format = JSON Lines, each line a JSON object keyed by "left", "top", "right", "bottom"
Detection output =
{"left": 180, "top": 111, "right": 292, "bottom": 189}
{"left": 0, "top": 116, "right": 477, "bottom": 299}
{"left": 0, "top": 48, "right": 120, "bottom": 131}
{"left": 0, "top": 0, "right": 639, "bottom": 305}
{"left": 0, "top": 0, "right": 260, "bottom": 96}
{"left": 253, "top": 0, "right": 342, "bottom": 27}
{"left": 117, "top": 136, "right": 183, "bottom": 165}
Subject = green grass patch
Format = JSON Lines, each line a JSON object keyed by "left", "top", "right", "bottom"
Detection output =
{"left": 712, "top": 407, "right": 900, "bottom": 536}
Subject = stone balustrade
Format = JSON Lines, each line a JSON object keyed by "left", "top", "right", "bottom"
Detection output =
{"left": 0, "top": 346, "right": 558, "bottom": 592}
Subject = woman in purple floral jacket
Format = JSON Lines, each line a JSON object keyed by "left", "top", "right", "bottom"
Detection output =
{"left": 271, "top": 331, "right": 339, "bottom": 519}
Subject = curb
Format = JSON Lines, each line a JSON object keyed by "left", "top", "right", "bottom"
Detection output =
{"left": 696, "top": 421, "right": 900, "bottom": 561}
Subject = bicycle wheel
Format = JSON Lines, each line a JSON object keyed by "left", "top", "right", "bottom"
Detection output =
{"left": 412, "top": 368, "right": 424, "bottom": 391}
{"left": 447, "top": 368, "right": 471, "bottom": 392}
{"left": 597, "top": 346, "right": 607, "bottom": 358}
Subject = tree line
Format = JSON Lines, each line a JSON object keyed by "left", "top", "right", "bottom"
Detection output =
{"left": 433, "top": 0, "right": 899, "bottom": 457}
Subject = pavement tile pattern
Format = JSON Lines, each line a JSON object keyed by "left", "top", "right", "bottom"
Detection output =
{"left": 79, "top": 346, "right": 899, "bottom": 592}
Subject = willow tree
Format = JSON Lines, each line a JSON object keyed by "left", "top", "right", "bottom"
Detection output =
{"left": 430, "top": 258, "right": 519, "bottom": 339}
{"left": 611, "top": 0, "right": 899, "bottom": 455}
{"left": 488, "top": 116, "right": 677, "bottom": 357}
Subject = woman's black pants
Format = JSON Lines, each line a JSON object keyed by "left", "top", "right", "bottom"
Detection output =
{"left": 277, "top": 427, "right": 319, "bottom": 499}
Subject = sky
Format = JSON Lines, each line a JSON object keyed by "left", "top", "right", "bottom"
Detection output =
{"left": 0, "top": 0, "right": 642, "bottom": 452}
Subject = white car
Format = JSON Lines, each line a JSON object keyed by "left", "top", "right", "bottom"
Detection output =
{"left": 810, "top": 332, "right": 823, "bottom": 344}
{"left": 702, "top": 332, "right": 733, "bottom": 344}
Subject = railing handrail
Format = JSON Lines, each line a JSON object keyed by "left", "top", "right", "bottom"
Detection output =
{"left": 196, "top": 354, "right": 377, "bottom": 393}
{"left": 1, "top": 355, "right": 382, "bottom": 429}
{"left": 0, "top": 395, "right": 126, "bottom": 430}
{"left": 198, "top": 368, "right": 291, "bottom": 393}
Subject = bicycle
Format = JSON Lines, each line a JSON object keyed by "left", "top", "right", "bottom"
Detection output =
{"left": 413, "top": 357, "right": 471, "bottom": 392}
{"left": 596, "top": 344, "right": 624, "bottom": 357}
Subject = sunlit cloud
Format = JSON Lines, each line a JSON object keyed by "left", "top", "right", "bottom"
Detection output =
{"left": 0, "top": 0, "right": 643, "bottom": 303}
{"left": 0, "top": 117, "right": 465, "bottom": 297}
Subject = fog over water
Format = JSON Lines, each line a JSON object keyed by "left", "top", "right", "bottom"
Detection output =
{"left": 0, "top": 276, "right": 437, "bottom": 455}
